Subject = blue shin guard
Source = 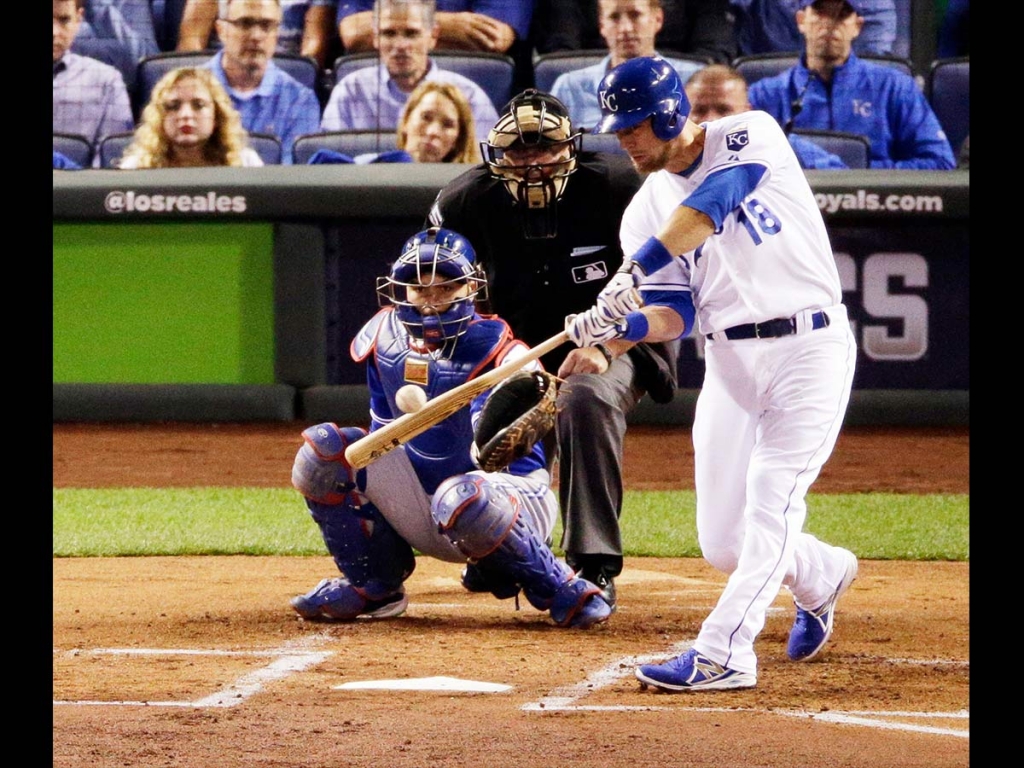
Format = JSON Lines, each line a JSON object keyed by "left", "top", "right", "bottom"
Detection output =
{"left": 432, "top": 474, "right": 612, "bottom": 628}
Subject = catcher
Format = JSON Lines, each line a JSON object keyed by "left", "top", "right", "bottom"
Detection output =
{"left": 289, "top": 226, "right": 613, "bottom": 629}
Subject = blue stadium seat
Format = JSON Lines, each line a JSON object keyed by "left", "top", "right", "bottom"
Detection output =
{"left": 292, "top": 131, "right": 399, "bottom": 165}
{"left": 71, "top": 36, "right": 139, "bottom": 95}
{"left": 54, "top": 133, "right": 94, "bottom": 168}
{"left": 533, "top": 50, "right": 709, "bottom": 94}
{"left": 98, "top": 131, "right": 283, "bottom": 167}
{"left": 927, "top": 57, "right": 969, "bottom": 160}
{"left": 579, "top": 131, "right": 628, "bottom": 157}
{"left": 790, "top": 128, "right": 871, "bottom": 169}
{"left": 733, "top": 52, "right": 915, "bottom": 85}
{"left": 136, "top": 51, "right": 320, "bottom": 118}
{"left": 331, "top": 51, "right": 515, "bottom": 111}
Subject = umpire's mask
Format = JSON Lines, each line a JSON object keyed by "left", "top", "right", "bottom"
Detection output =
{"left": 482, "top": 89, "right": 581, "bottom": 239}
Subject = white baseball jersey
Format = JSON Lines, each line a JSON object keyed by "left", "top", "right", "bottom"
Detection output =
{"left": 622, "top": 110, "right": 842, "bottom": 336}
{"left": 617, "top": 109, "right": 859, "bottom": 676}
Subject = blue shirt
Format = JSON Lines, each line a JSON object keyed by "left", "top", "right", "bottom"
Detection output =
{"left": 730, "top": 0, "right": 898, "bottom": 57}
{"left": 748, "top": 52, "right": 956, "bottom": 169}
{"left": 337, "top": 0, "right": 534, "bottom": 41}
{"left": 321, "top": 60, "right": 499, "bottom": 140}
{"left": 53, "top": 52, "right": 135, "bottom": 165}
{"left": 551, "top": 54, "right": 708, "bottom": 132}
{"left": 77, "top": 0, "right": 160, "bottom": 60}
{"left": 207, "top": 50, "right": 322, "bottom": 164}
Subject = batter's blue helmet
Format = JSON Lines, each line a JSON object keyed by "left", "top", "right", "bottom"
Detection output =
{"left": 592, "top": 56, "right": 690, "bottom": 141}
{"left": 378, "top": 227, "right": 487, "bottom": 347}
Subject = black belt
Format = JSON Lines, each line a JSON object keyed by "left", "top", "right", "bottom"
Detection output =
{"left": 711, "top": 310, "right": 830, "bottom": 341}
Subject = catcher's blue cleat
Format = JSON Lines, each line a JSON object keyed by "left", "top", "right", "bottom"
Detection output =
{"left": 550, "top": 577, "right": 613, "bottom": 629}
{"left": 290, "top": 577, "right": 408, "bottom": 621}
{"left": 635, "top": 649, "right": 756, "bottom": 692}
{"left": 787, "top": 549, "right": 859, "bottom": 662}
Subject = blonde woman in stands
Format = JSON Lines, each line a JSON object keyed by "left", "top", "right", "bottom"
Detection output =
{"left": 118, "top": 67, "right": 263, "bottom": 168}
{"left": 397, "top": 81, "right": 481, "bottom": 163}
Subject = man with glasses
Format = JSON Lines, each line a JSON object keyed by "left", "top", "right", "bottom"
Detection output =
{"left": 321, "top": 0, "right": 498, "bottom": 140}
{"left": 205, "top": 0, "right": 321, "bottom": 162}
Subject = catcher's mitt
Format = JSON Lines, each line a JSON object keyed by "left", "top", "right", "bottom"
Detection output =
{"left": 472, "top": 370, "right": 559, "bottom": 472}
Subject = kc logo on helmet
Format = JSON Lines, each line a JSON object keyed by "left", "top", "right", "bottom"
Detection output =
{"left": 726, "top": 129, "right": 749, "bottom": 151}
{"left": 599, "top": 90, "right": 618, "bottom": 112}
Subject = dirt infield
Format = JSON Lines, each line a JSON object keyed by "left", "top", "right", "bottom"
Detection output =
{"left": 52, "top": 424, "right": 969, "bottom": 768}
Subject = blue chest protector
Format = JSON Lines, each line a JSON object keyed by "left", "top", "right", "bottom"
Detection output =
{"left": 352, "top": 309, "right": 544, "bottom": 494}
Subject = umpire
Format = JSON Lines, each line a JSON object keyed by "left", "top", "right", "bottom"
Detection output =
{"left": 427, "top": 89, "right": 680, "bottom": 610}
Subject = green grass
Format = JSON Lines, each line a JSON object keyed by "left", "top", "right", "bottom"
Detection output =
{"left": 53, "top": 488, "right": 968, "bottom": 561}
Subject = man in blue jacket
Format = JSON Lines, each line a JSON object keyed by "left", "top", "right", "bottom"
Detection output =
{"left": 747, "top": 0, "right": 955, "bottom": 169}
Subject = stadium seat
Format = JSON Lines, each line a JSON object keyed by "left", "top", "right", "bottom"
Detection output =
{"left": 292, "top": 131, "right": 399, "bottom": 165}
{"left": 532, "top": 50, "right": 710, "bottom": 94}
{"left": 71, "top": 36, "right": 139, "bottom": 95}
{"left": 97, "top": 131, "right": 283, "bottom": 167}
{"left": 136, "top": 51, "right": 320, "bottom": 117}
{"left": 331, "top": 51, "right": 515, "bottom": 111}
{"left": 579, "top": 131, "right": 628, "bottom": 156}
{"left": 927, "top": 57, "right": 969, "bottom": 162}
{"left": 54, "top": 132, "right": 94, "bottom": 168}
{"left": 733, "top": 52, "right": 915, "bottom": 85}
{"left": 790, "top": 128, "right": 871, "bottom": 169}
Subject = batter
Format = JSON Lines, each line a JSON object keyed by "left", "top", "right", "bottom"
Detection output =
{"left": 566, "top": 56, "right": 859, "bottom": 691}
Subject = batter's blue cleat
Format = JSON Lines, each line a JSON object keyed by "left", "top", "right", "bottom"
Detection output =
{"left": 290, "top": 577, "right": 408, "bottom": 621}
{"left": 787, "top": 549, "right": 859, "bottom": 662}
{"left": 635, "top": 649, "right": 756, "bottom": 692}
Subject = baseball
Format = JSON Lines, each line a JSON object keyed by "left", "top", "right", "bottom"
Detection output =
{"left": 395, "top": 384, "right": 428, "bottom": 414}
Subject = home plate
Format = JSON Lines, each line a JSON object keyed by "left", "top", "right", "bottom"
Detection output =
{"left": 333, "top": 676, "right": 511, "bottom": 693}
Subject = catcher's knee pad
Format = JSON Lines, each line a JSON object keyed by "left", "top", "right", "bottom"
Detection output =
{"left": 432, "top": 474, "right": 573, "bottom": 613}
{"left": 431, "top": 474, "right": 517, "bottom": 560}
{"left": 307, "top": 500, "right": 415, "bottom": 599}
{"left": 291, "top": 423, "right": 368, "bottom": 504}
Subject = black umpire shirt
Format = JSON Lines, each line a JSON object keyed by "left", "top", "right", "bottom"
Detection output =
{"left": 427, "top": 151, "right": 679, "bottom": 400}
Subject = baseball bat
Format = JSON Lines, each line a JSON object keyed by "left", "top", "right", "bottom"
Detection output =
{"left": 344, "top": 330, "right": 569, "bottom": 469}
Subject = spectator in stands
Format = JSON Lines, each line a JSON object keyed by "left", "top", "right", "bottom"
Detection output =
{"left": 686, "top": 63, "right": 847, "bottom": 167}
{"left": 336, "top": 0, "right": 530, "bottom": 57}
{"left": 177, "top": 0, "right": 340, "bottom": 71}
{"left": 321, "top": 0, "right": 498, "bottom": 139}
{"left": 53, "top": 0, "right": 136, "bottom": 165}
{"left": 53, "top": 150, "right": 84, "bottom": 170}
{"left": 549, "top": 0, "right": 722, "bottom": 129}
{"left": 76, "top": 0, "right": 160, "bottom": 61}
{"left": 532, "top": 0, "right": 735, "bottom": 65}
{"left": 117, "top": 67, "right": 264, "bottom": 167}
{"left": 936, "top": 0, "right": 968, "bottom": 58}
{"left": 204, "top": 0, "right": 322, "bottom": 163}
{"left": 747, "top": 0, "right": 956, "bottom": 169}
{"left": 397, "top": 80, "right": 481, "bottom": 162}
{"left": 731, "top": 0, "right": 897, "bottom": 57}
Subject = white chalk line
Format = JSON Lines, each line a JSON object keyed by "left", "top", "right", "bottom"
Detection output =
{"left": 53, "top": 634, "right": 334, "bottom": 709}
{"left": 520, "top": 643, "right": 968, "bottom": 739}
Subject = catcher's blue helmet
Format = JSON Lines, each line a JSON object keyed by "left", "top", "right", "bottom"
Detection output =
{"left": 378, "top": 227, "right": 487, "bottom": 346}
{"left": 592, "top": 56, "right": 690, "bottom": 141}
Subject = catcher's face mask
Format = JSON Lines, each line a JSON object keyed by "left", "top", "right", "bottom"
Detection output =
{"left": 482, "top": 89, "right": 581, "bottom": 239}
{"left": 378, "top": 226, "right": 488, "bottom": 351}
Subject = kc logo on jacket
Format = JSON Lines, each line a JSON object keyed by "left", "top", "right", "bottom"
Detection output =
{"left": 726, "top": 129, "right": 749, "bottom": 151}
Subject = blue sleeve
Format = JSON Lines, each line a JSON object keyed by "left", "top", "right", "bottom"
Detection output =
{"left": 467, "top": 0, "right": 535, "bottom": 40}
{"left": 789, "top": 135, "right": 848, "bottom": 169}
{"left": 682, "top": 163, "right": 767, "bottom": 230}
{"left": 639, "top": 289, "right": 696, "bottom": 340}
{"left": 874, "top": 80, "right": 957, "bottom": 170}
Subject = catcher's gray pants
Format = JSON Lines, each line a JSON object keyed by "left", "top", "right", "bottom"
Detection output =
{"left": 555, "top": 354, "right": 645, "bottom": 570}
